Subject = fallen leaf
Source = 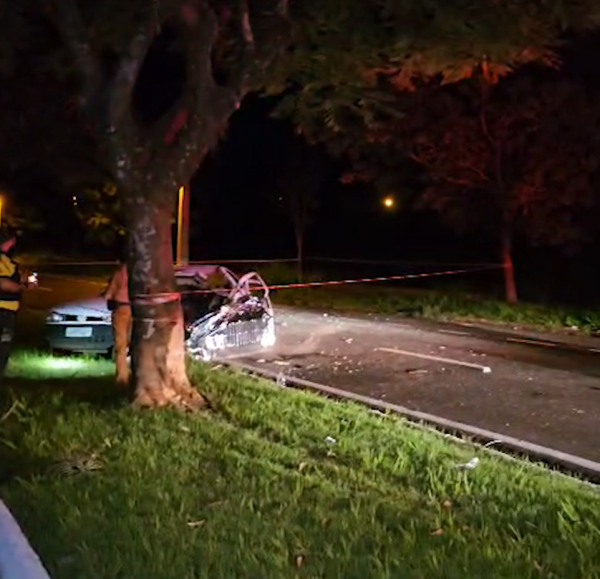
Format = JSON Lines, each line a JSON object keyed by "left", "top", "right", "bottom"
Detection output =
{"left": 442, "top": 500, "right": 453, "bottom": 509}
{"left": 208, "top": 500, "right": 227, "bottom": 509}
{"left": 534, "top": 560, "right": 543, "bottom": 572}
{"left": 430, "top": 528, "right": 444, "bottom": 536}
{"left": 455, "top": 457, "right": 480, "bottom": 470}
{"left": 187, "top": 520, "right": 205, "bottom": 528}
{"left": 298, "top": 462, "right": 308, "bottom": 472}
{"left": 295, "top": 555, "right": 305, "bottom": 568}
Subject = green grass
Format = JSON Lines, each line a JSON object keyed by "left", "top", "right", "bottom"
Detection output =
{"left": 6, "top": 350, "right": 113, "bottom": 380}
{"left": 2, "top": 352, "right": 600, "bottom": 578}
{"left": 258, "top": 264, "right": 600, "bottom": 335}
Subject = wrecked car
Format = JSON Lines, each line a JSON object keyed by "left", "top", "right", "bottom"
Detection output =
{"left": 46, "top": 264, "right": 276, "bottom": 359}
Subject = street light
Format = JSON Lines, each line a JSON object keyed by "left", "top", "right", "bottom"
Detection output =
{"left": 176, "top": 185, "right": 190, "bottom": 266}
{"left": 382, "top": 195, "right": 395, "bottom": 210}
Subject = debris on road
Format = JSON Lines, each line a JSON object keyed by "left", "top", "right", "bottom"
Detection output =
{"left": 455, "top": 457, "right": 480, "bottom": 470}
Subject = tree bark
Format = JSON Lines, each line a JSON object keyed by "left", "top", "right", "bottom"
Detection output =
{"left": 123, "top": 189, "right": 206, "bottom": 410}
{"left": 53, "top": 0, "right": 290, "bottom": 409}
{"left": 501, "top": 223, "right": 518, "bottom": 304}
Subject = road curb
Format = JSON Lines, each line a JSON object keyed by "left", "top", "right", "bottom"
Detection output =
{"left": 0, "top": 499, "right": 51, "bottom": 579}
{"left": 221, "top": 359, "right": 600, "bottom": 484}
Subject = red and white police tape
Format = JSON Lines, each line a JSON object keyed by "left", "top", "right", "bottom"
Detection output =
{"left": 125, "top": 265, "right": 503, "bottom": 300}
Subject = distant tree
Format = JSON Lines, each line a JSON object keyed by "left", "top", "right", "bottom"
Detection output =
{"left": 75, "top": 181, "right": 125, "bottom": 247}
{"left": 0, "top": 51, "right": 110, "bottom": 242}
{"left": 338, "top": 74, "right": 600, "bottom": 303}
{"left": 268, "top": 137, "right": 326, "bottom": 279}
{"left": 400, "top": 75, "right": 600, "bottom": 303}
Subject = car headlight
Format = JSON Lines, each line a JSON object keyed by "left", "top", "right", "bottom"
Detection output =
{"left": 47, "top": 312, "right": 66, "bottom": 323}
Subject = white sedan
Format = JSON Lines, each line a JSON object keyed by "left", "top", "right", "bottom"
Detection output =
{"left": 45, "top": 265, "right": 276, "bottom": 360}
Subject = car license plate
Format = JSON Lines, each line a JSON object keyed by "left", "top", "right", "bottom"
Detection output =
{"left": 65, "top": 327, "right": 93, "bottom": 338}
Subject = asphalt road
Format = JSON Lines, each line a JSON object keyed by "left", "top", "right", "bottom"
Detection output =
{"left": 22, "top": 273, "right": 600, "bottom": 463}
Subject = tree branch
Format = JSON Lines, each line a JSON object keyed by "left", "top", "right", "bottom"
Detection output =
{"left": 150, "top": 0, "right": 290, "bottom": 191}
{"left": 240, "top": 0, "right": 255, "bottom": 47}
{"left": 441, "top": 175, "right": 482, "bottom": 187}
{"left": 54, "top": 0, "right": 157, "bottom": 181}
{"left": 107, "top": 24, "right": 157, "bottom": 134}
{"left": 149, "top": 1, "right": 224, "bottom": 190}
{"left": 460, "top": 163, "right": 489, "bottom": 183}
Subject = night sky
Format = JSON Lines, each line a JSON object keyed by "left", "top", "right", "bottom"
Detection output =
{"left": 187, "top": 95, "right": 488, "bottom": 261}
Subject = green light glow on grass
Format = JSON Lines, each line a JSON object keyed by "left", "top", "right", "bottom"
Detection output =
{"left": 6, "top": 351, "right": 113, "bottom": 380}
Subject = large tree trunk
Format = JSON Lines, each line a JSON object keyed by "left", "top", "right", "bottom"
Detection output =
{"left": 53, "top": 0, "right": 289, "bottom": 411}
{"left": 123, "top": 190, "right": 206, "bottom": 410}
{"left": 501, "top": 224, "right": 518, "bottom": 305}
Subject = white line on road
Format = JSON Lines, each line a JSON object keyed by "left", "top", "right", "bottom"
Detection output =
{"left": 438, "top": 329, "right": 470, "bottom": 336}
{"left": 506, "top": 337, "right": 556, "bottom": 347}
{"left": 376, "top": 346, "right": 492, "bottom": 373}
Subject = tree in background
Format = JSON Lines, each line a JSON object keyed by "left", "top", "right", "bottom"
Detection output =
{"left": 0, "top": 45, "right": 118, "bottom": 247}
{"left": 267, "top": 136, "right": 326, "bottom": 279}
{"left": 75, "top": 182, "right": 125, "bottom": 248}
{"left": 287, "top": 61, "right": 600, "bottom": 303}
{"left": 270, "top": 4, "right": 600, "bottom": 304}
{"left": 398, "top": 75, "right": 600, "bottom": 303}
{"left": 44, "top": 0, "right": 288, "bottom": 408}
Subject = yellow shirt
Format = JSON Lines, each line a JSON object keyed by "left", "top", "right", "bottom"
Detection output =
{"left": 0, "top": 253, "right": 20, "bottom": 312}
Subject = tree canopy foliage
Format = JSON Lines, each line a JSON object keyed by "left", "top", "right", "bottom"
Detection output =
{"left": 345, "top": 73, "right": 600, "bottom": 244}
{"left": 407, "top": 76, "right": 600, "bottom": 246}
{"left": 273, "top": 0, "right": 600, "bottom": 143}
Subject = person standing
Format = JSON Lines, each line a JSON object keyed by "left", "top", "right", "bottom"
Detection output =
{"left": 0, "top": 231, "right": 34, "bottom": 383}
{"left": 105, "top": 257, "right": 131, "bottom": 385}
